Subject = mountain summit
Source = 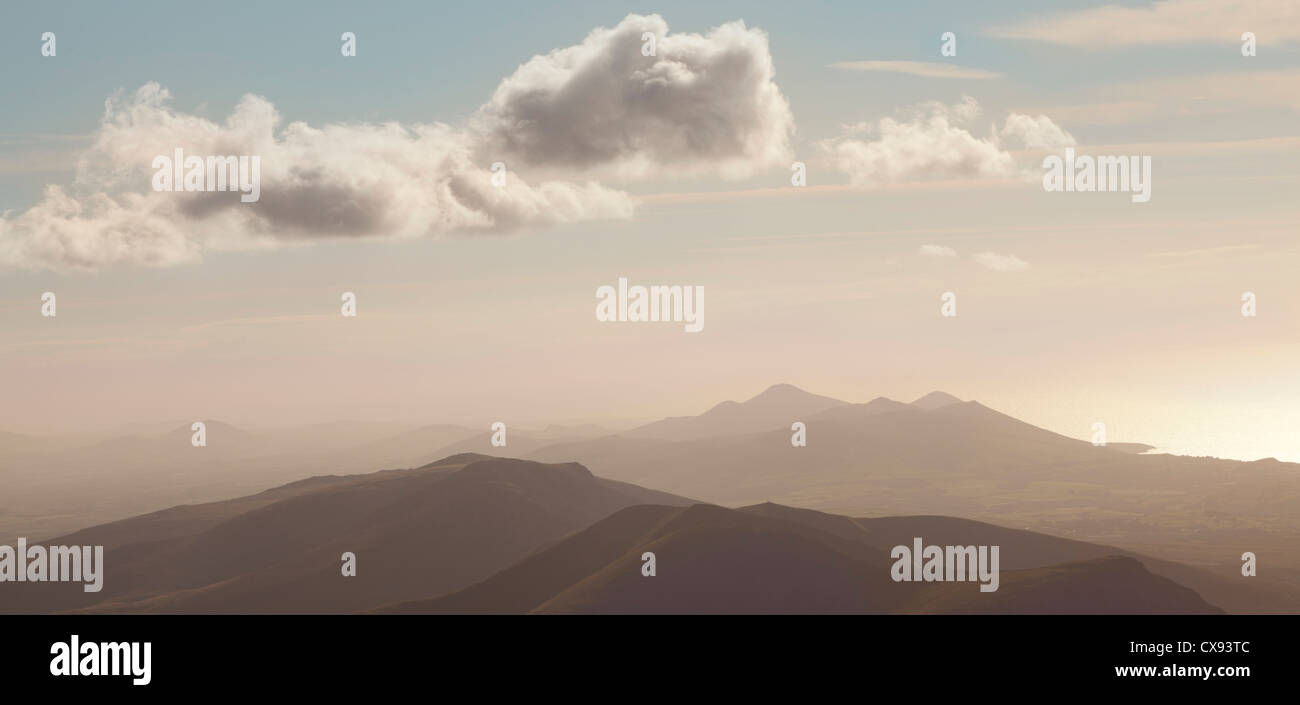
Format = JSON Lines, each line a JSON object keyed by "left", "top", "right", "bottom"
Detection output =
{"left": 910, "top": 391, "right": 964, "bottom": 410}
{"left": 4, "top": 455, "right": 694, "bottom": 615}
{"left": 626, "top": 383, "right": 849, "bottom": 441}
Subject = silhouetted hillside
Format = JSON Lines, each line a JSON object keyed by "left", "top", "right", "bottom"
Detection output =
{"left": 383, "top": 503, "right": 1223, "bottom": 615}
{"left": 2, "top": 455, "right": 693, "bottom": 614}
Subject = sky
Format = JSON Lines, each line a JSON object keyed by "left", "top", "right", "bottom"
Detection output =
{"left": 1, "top": 0, "right": 1298, "bottom": 462}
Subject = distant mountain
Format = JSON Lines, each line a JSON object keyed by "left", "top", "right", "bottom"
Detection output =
{"left": 425, "top": 431, "right": 556, "bottom": 458}
{"left": 527, "top": 389, "right": 1300, "bottom": 609}
{"left": 1104, "top": 442, "right": 1156, "bottom": 454}
{"left": 73, "top": 420, "right": 266, "bottom": 459}
{"left": 334, "top": 424, "right": 479, "bottom": 469}
{"left": 625, "top": 383, "right": 850, "bottom": 441}
{"left": 0, "top": 419, "right": 482, "bottom": 540}
{"left": 910, "top": 391, "right": 963, "bottom": 409}
{"left": 1, "top": 420, "right": 304, "bottom": 540}
{"left": 0, "top": 429, "right": 75, "bottom": 457}
{"left": 382, "top": 503, "right": 1222, "bottom": 614}
{"left": 529, "top": 398, "right": 1105, "bottom": 510}
{"left": 2, "top": 455, "right": 694, "bottom": 614}
{"left": 532, "top": 423, "right": 616, "bottom": 439}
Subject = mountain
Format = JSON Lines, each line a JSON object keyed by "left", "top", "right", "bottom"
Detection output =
{"left": 529, "top": 399, "right": 1104, "bottom": 512}
{"left": 7, "top": 448, "right": 1269, "bottom": 615}
{"left": 624, "top": 383, "right": 850, "bottom": 441}
{"left": 382, "top": 503, "right": 1223, "bottom": 614}
{"left": 382, "top": 503, "right": 906, "bottom": 614}
{"left": 332, "top": 423, "right": 479, "bottom": 469}
{"left": 910, "top": 391, "right": 963, "bottom": 409}
{"left": 423, "top": 431, "right": 558, "bottom": 458}
{"left": 0, "top": 419, "right": 485, "bottom": 540}
{"left": 2, "top": 455, "right": 694, "bottom": 614}
{"left": 897, "top": 556, "right": 1219, "bottom": 614}
{"left": 1104, "top": 442, "right": 1156, "bottom": 454}
{"left": 526, "top": 391, "right": 1300, "bottom": 608}
{"left": 743, "top": 504, "right": 1288, "bottom": 613}
{"left": 1, "top": 420, "right": 306, "bottom": 541}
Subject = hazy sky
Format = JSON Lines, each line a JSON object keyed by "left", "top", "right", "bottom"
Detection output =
{"left": 2, "top": 1, "right": 1298, "bottom": 462}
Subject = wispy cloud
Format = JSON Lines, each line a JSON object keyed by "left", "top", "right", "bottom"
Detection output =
{"left": 1016, "top": 69, "right": 1300, "bottom": 129}
{"left": 990, "top": 0, "right": 1300, "bottom": 46}
{"left": 919, "top": 244, "right": 957, "bottom": 257}
{"left": 0, "top": 133, "right": 93, "bottom": 147}
{"left": 829, "top": 60, "right": 1001, "bottom": 79}
{"left": 972, "top": 252, "right": 1030, "bottom": 271}
{"left": 1147, "top": 244, "right": 1261, "bottom": 260}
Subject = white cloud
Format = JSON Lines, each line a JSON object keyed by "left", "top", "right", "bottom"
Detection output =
{"left": 1, "top": 14, "right": 795, "bottom": 271}
{"left": 824, "top": 97, "right": 1073, "bottom": 186}
{"left": 1000, "top": 113, "right": 1077, "bottom": 149}
{"left": 829, "top": 61, "right": 1002, "bottom": 79}
{"left": 919, "top": 244, "right": 957, "bottom": 257}
{"left": 991, "top": 0, "right": 1300, "bottom": 46}
{"left": 972, "top": 252, "right": 1031, "bottom": 271}
{"left": 473, "top": 14, "right": 793, "bottom": 179}
{"left": 0, "top": 85, "right": 633, "bottom": 270}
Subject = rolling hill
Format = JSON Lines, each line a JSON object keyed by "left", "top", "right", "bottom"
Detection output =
{"left": 2, "top": 454, "right": 693, "bottom": 614}
{"left": 525, "top": 385, "right": 1300, "bottom": 603}
{"left": 382, "top": 502, "right": 1224, "bottom": 614}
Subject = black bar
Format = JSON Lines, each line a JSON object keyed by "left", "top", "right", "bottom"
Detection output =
{"left": 0, "top": 615, "right": 1287, "bottom": 694}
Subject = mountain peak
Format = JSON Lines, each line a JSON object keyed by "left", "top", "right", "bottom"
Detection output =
{"left": 748, "top": 383, "right": 814, "bottom": 401}
{"left": 910, "top": 391, "right": 964, "bottom": 410}
{"left": 744, "top": 383, "right": 851, "bottom": 407}
{"left": 627, "top": 384, "right": 848, "bottom": 441}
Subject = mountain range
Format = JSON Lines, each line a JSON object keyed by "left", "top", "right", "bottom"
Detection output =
{"left": 4, "top": 454, "right": 1244, "bottom": 615}
{"left": 4, "top": 455, "right": 690, "bottom": 614}
{"left": 5, "top": 382, "right": 1299, "bottom": 614}
{"left": 382, "top": 499, "right": 1223, "bottom": 615}
{"left": 524, "top": 384, "right": 1300, "bottom": 605}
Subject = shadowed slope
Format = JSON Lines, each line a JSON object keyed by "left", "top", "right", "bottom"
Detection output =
{"left": 384, "top": 503, "right": 1223, "bottom": 615}
{"left": 2, "top": 455, "right": 693, "bottom": 614}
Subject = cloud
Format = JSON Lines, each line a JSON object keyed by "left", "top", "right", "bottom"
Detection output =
{"left": 1112, "top": 69, "right": 1300, "bottom": 114}
{"left": 472, "top": 14, "right": 793, "bottom": 179}
{"left": 828, "top": 61, "right": 1002, "bottom": 79}
{"left": 1, "top": 14, "right": 794, "bottom": 271}
{"left": 824, "top": 97, "right": 1073, "bottom": 186}
{"left": 1147, "top": 244, "right": 1260, "bottom": 260}
{"left": 1009, "top": 101, "right": 1160, "bottom": 127}
{"left": 0, "top": 84, "right": 633, "bottom": 270}
{"left": 1013, "top": 69, "right": 1300, "bottom": 132}
{"left": 1000, "top": 113, "right": 1077, "bottom": 149}
{"left": 972, "top": 252, "right": 1031, "bottom": 271}
{"left": 919, "top": 244, "right": 957, "bottom": 257}
{"left": 991, "top": 0, "right": 1300, "bottom": 46}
